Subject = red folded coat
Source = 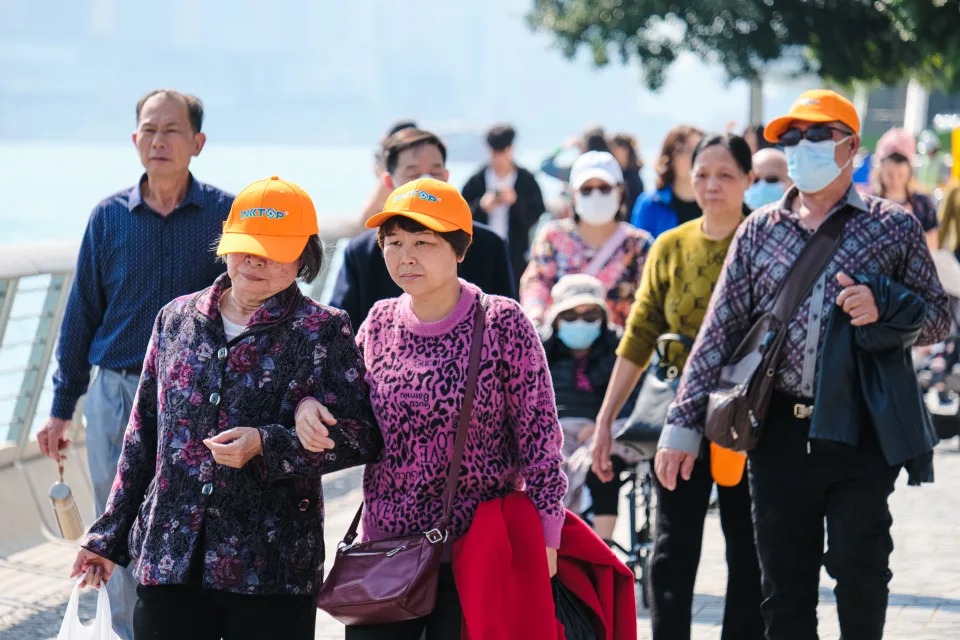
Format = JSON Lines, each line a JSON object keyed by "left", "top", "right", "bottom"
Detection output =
{"left": 453, "top": 492, "right": 636, "bottom": 640}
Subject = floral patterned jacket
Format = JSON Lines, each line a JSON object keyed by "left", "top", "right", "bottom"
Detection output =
{"left": 83, "top": 273, "right": 382, "bottom": 596}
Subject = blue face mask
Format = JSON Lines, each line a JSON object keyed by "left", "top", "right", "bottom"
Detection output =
{"left": 785, "top": 137, "right": 852, "bottom": 193}
{"left": 743, "top": 180, "right": 786, "bottom": 210}
{"left": 556, "top": 319, "right": 602, "bottom": 350}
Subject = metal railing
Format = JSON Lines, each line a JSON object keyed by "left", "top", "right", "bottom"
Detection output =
{"left": 0, "top": 235, "right": 351, "bottom": 460}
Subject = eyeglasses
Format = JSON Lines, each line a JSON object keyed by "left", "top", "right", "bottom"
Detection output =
{"left": 578, "top": 185, "right": 613, "bottom": 196}
{"left": 557, "top": 308, "right": 604, "bottom": 323}
{"left": 754, "top": 176, "right": 782, "bottom": 184}
{"left": 777, "top": 124, "right": 851, "bottom": 147}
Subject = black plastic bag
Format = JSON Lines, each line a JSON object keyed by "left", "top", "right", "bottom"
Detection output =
{"left": 552, "top": 577, "right": 597, "bottom": 640}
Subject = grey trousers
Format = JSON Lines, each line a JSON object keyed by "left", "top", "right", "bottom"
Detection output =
{"left": 83, "top": 368, "right": 139, "bottom": 640}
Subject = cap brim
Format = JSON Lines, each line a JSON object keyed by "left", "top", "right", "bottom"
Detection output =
{"left": 544, "top": 294, "right": 608, "bottom": 327}
{"left": 364, "top": 210, "right": 463, "bottom": 233}
{"left": 216, "top": 232, "right": 308, "bottom": 263}
{"left": 764, "top": 113, "right": 839, "bottom": 143}
{"left": 571, "top": 168, "right": 620, "bottom": 190}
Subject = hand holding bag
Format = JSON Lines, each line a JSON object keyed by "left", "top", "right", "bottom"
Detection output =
{"left": 614, "top": 334, "right": 694, "bottom": 460}
{"left": 315, "top": 299, "right": 486, "bottom": 626}
{"left": 704, "top": 208, "right": 854, "bottom": 451}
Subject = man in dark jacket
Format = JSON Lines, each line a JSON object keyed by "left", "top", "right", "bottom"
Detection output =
{"left": 329, "top": 128, "right": 515, "bottom": 332}
{"left": 658, "top": 90, "right": 951, "bottom": 640}
{"left": 462, "top": 124, "right": 545, "bottom": 287}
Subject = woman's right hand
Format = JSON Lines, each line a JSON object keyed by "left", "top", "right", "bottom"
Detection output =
{"left": 70, "top": 548, "right": 115, "bottom": 589}
{"left": 654, "top": 447, "right": 697, "bottom": 491}
{"left": 590, "top": 417, "right": 615, "bottom": 483}
{"left": 295, "top": 398, "right": 337, "bottom": 453}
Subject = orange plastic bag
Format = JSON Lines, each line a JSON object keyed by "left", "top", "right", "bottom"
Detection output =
{"left": 710, "top": 442, "right": 747, "bottom": 487}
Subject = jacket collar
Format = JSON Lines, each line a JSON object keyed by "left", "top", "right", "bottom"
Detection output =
{"left": 127, "top": 172, "right": 204, "bottom": 213}
{"left": 651, "top": 186, "right": 673, "bottom": 205}
{"left": 775, "top": 183, "right": 868, "bottom": 224}
{"left": 194, "top": 272, "right": 303, "bottom": 328}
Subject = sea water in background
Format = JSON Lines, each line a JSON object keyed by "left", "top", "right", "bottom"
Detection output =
{"left": 1, "top": 141, "right": 554, "bottom": 243}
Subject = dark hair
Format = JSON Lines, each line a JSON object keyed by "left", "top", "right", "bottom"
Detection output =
{"left": 382, "top": 128, "right": 448, "bottom": 175}
{"left": 610, "top": 133, "right": 643, "bottom": 171}
{"left": 136, "top": 89, "right": 204, "bottom": 133}
{"left": 297, "top": 235, "right": 324, "bottom": 283}
{"left": 487, "top": 124, "right": 516, "bottom": 151}
{"left": 213, "top": 233, "right": 324, "bottom": 284}
{"left": 583, "top": 126, "right": 611, "bottom": 153}
{"left": 376, "top": 215, "right": 473, "bottom": 260}
{"left": 385, "top": 120, "right": 417, "bottom": 139}
{"left": 655, "top": 125, "right": 704, "bottom": 189}
{"left": 691, "top": 133, "right": 753, "bottom": 175}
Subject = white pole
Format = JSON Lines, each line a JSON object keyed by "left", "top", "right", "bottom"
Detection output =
{"left": 903, "top": 78, "right": 929, "bottom": 135}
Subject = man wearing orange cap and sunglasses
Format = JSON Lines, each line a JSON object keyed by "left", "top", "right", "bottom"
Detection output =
{"left": 656, "top": 89, "right": 951, "bottom": 639}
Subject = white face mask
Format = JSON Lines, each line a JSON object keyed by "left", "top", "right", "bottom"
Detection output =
{"left": 575, "top": 190, "right": 620, "bottom": 225}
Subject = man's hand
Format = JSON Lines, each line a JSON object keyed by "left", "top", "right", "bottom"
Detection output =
{"left": 590, "top": 419, "right": 615, "bottom": 482}
{"left": 546, "top": 547, "right": 558, "bottom": 578}
{"left": 37, "top": 417, "right": 71, "bottom": 461}
{"left": 654, "top": 448, "right": 697, "bottom": 491}
{"left": 497, "top": 186, "right": 517, "bottom": 207}
{"left": 836, "top": 272, "right": 879, "bottom": 327}
{"left": 295, "top": 399, "right": 337, "bottom": 453}
{"left": 480, "top": 192, "right": 500, "bottom": 213}
{"left": 203, "top": 427, "right": 263, "bottom": 468}
{"left": 70, "top": 548, "right": 116, "bottom": 589}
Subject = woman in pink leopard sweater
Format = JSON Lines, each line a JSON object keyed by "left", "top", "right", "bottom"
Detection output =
{"left": 296, "top": 177, "right": 567, "bottom": 639}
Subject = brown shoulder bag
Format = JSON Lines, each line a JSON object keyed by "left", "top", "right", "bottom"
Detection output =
{"left": 704, "top": 208, "right": 854, "bottom": 451}
{"left": 315, "top": 298, "right": 486, "bottom": 626}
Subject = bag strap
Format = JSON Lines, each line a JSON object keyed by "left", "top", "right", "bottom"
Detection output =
{"left": 582, "top": 223, "right": 630, "bottom": 278}
{"left": 340, "top": 295, "right": 487, "bottom": 545}
{"left": 437, "top": 295, "right": 487, "bottom": 529}
{"left": 770, "top": 207, "right": 856, "bottom": 324}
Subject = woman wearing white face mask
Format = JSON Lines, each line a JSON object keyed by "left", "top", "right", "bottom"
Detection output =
{"left": 521, "top": 151, "right": 653, "bottom": 328}
{"left": 592, "top": 133, "right": 765, "bottom": 640}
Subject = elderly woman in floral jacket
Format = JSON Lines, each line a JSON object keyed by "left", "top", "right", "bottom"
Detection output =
{"left": 70, "top": 177, "right": 382, "bottom": 640}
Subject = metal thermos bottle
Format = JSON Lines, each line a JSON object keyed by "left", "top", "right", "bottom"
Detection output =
{"left": 49, "top": 462, "right": 84, "bottom": 540}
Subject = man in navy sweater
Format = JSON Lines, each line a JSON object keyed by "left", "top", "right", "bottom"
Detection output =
{"left": 330, "top": 128, "right": 516, "bottom": 332}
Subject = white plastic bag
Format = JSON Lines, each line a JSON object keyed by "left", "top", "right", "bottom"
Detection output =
{"left": 57, "top": 579, "right": 120, "bottom": 640}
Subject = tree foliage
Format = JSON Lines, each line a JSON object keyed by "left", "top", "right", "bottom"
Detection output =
{"left": 527, "top": 0, "right": 960, "bottom": 92}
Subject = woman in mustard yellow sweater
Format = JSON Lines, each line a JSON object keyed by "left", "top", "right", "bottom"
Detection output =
{"left": 592, "top": 133, "right": 764, "bottom": 640}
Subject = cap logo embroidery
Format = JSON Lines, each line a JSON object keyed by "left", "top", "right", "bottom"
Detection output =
{"left": 240, "top": 207, "right": 287, "bottom": 220}
{"left": 798, "top": 98, "right": 821, "bottom": 106}
{"left": 392, "top": 189, "right": 442, "bottom": 204}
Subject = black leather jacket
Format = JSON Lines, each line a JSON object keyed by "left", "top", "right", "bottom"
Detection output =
{"left": 811, "top": 273, "right": 941, "bottom": 484}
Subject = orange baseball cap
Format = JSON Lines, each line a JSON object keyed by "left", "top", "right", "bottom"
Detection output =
{"left": 216, "top": 176, "right": 319, "bottom": 263}
{"left": 763, "top": 89, "right": 861, "bottom": 143}
{"left": 365, "top": 177, "right": 473, "bottom": 236}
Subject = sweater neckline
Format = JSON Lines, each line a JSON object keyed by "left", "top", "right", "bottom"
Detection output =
{"left": 398, "top": 279, "right": 479, "bottom": 337}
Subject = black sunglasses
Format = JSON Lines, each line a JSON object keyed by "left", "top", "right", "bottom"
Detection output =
{"left": 754, "top": 176, "right": 781, "bottom": 184}
{"left": 578, "top": 185, "right": 613, "bottom": 196}
{"left": 777, "top": 124, "right": 851, "bottom": 147}
{"left": 557, "top": 308, "right": 604, "bottom": 323}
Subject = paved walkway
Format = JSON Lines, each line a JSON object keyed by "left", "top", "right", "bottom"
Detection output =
{"left": 2, "top": 441, "right": 959, "bottom": 639}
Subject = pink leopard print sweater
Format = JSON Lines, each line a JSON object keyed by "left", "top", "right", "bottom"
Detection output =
{"left": 355, "top": 280, "right": 567, "bottom": 548}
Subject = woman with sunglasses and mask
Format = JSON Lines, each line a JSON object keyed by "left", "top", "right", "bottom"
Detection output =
{"left": 870, "top": 127, "right": 939, "bottom": 250}
{"left": 521, "top": 151, "right": 653, "bottom": 329}
{"left": 592, "top": 133, "right": 764, "bottom": 640}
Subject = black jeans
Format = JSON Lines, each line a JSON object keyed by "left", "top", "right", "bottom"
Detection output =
{"left": 345, "top": 563, "right": 462, "bottom": 640}
{"left": 132, "top": 582, "right": 315, "bottom": 640}
{"left": 650, "top": 446, "right": 765, "bottom": 640}
{"left": 749, "top": 394, "right": 901, "bottom": 640}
